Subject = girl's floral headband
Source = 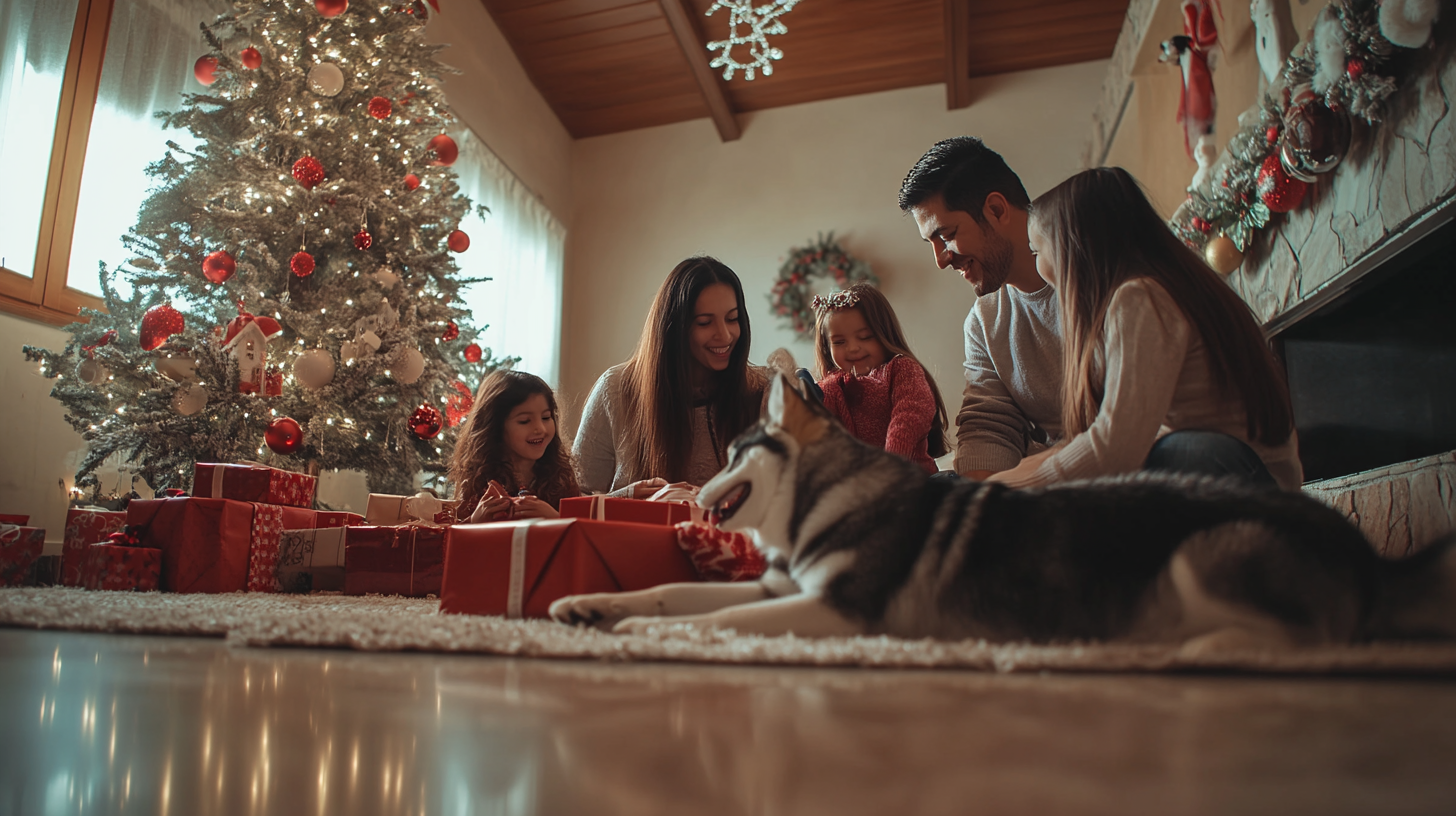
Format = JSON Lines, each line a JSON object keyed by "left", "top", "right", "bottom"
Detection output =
{"left": 811, "top": 290, "right": 859, "bottom": 314}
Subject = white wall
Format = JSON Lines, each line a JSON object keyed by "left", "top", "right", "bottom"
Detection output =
{"left": 559, "top": 61, "right": 1109, "bottom": 439}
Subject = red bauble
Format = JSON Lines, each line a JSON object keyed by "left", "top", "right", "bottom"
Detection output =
{"left": 445, "top": 380, "right": 473, "bottom": 427}
{"left": 353, "top": 229, "right": 373, "bottom": 250}
{"left": 441, "top": 320, "right": 459, "bottom": 341}
{"left": 463, "top": 343, "right": 482, "bottom": 363}
{"left": 240, "top": 47, "right": 262, "bottom": 70}
{"left": 447, "top": 230, "right": 470, "bottom": 252}
{"left": 427, "top": 134, "right": 458, "bottom": 166}
{"left": 290, "top": 251, "right": 316, "bottom": 277}
{"left": 292, "top": 156, "right": 325, "bottom": 190}
{"left": 403, "top": 174, "right": 421, "bottom": 190}
{"left": 1256, "top": 154, "right": 1308, "bottom": 213}
{"left": 1346, "top": 57, "right": 1365, "bottom": 81}
{"left": 139, "top": 304, "right": 185, "bottom": 351}
{"left": 265, "top": 416, "right": 304, "bottom": 454}
{"left": 201, "top": 250, "right": 236, "bottom": 284}
{"left": 409, "top": 404, "right": 443, "bottom": 440}
{"left": 315, "top": 0, "right": 349, "bottom": 17}
{"left": 194, "top": 55, "right": 219, "bottom": 86}
{"left": 367, "top": 96, "right": 392, "bottom": 120}
{"left": 1265, "top": 126, "right": 1280, "bottom": 145}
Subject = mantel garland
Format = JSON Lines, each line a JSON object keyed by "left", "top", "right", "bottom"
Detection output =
{"left": 769, "top": 233, "right": 878, "bottom": 340}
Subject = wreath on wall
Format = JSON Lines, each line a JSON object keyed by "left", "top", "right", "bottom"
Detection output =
{"left": 769, "top": 233, "right": 878, "bottom": 340}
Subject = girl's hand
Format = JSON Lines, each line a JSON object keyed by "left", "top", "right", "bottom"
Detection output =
{"left": 511, "top": 496, "right": 558, "bottom": 519}
{"left": 626, "top": 478, "right": 668, "bottom": 499}
{"left": 467, "top": 494, "right": 513, "bottom": 523}
{"left": 648, "top": 482, "right": 699, "bottom": 503}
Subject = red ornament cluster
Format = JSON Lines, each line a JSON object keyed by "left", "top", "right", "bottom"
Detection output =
{"left": 367, "top": 96, "right": 392, "bottom": 120}
{"left": 447, "top": 230, "right": 470, "bottom": 252}
{"left": 445, "top": 380, "right": 473, "bottom": 427}
{"left": 265, "top": 416, "right": 304, "bottom": 454}
{"left": 202, "top": 250, "right": 236, "bottom": 284}
{"left": 353, "top": 229, "right": 373, "bottom": 250}
{"left": 441, "top": 321, "right": 459, "bottom": 341}
{"left": 292, "top": 156, "right": 325, "bottom": 190}
{"left": 290, "top": 251, "right": 316, "bottom": 278}
{"left": 139, "top": 304, "right": 185, "bottom": 351}
{"left": 409, "top": 404, "right": 443, "bottom": 440}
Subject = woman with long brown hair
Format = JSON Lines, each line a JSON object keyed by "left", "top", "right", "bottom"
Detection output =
{"left": 989, "top": 167, "right": 1302, "bottom": 490}
{"left": 574, "top": 256, "right": 767, "bottom": 495}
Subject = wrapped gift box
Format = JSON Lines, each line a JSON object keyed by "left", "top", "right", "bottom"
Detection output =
{"left": 62, "top": 507, "right": 128, "bottom": 586}
{"left": 0, "top": 514, "right": 29, "bottom": 525}
{"left": 675, "top": 522, "right": 767, "bottom": 582}
{"left": 343, "top": 525, "right": 446, "bottom": 597}
{"left": 364, "top": 493, "right": 460, "bottom": 526}
{"left": 193, "top": 463, "right": 317, "bottom": 508}
{"left": 1, "top": 525, "right": 46, "bottom": 587}
{"left": 439, "top": 519, "right": 700, "bottom": 618}
{"left": 560, "top": 496, "right": 708, "bottom": 526}
{"left": 126, "top": 497, "right": 318, "bottom": 593}
{"left": 278, "top": 527, "right": 348, "bottom": 593}
{"left": 314, "top": 511, "right": 364, "bottom": 529}
{"left": 83, "top": 544, "right": 161, "bottom": 592}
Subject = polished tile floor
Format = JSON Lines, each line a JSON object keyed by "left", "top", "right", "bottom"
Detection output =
{"left": 1, "top": 628, "right": 1454, "bottom": 816}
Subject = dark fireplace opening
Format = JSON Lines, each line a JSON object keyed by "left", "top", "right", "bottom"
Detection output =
{"left": 1273, "top": 216, "right": 1456, "bottom": 483}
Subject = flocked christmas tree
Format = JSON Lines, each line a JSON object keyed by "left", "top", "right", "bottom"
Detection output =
{"left": 23, "top": 0, "right": 510, "bottom": 497}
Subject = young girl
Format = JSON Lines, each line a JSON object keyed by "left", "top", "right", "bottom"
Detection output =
{"left": 991, "top": 166, "right": 1302, "bottom": 490}
{"left": 449, "top": 370, "right": 581, "bottom": 522}
{"left": 812, "top": 284, "right": 950, "bottom": 473}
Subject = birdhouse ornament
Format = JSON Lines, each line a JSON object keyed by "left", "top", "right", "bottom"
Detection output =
{"left": 221, "top": 303, "right": 283, "bottom": 395}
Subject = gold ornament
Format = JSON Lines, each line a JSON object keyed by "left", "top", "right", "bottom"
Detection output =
{"left": 1203, "top": 235, "right": 1244, "bottom": 275}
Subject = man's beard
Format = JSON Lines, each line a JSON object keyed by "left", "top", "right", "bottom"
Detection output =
{"left": 972, "top": 222, "right": 1015, "bottom": 297}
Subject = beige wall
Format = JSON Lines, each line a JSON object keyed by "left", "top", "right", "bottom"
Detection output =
{"left": 559, "top": 61, "right": 1109, "bottom": 442}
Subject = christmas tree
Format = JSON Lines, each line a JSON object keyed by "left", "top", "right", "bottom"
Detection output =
{"left": 23, "top": 0, "right": 509, "bottom": 497}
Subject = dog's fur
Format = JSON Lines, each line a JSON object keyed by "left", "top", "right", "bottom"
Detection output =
{"left": 550, "top": 376, "right": 1456, "bottom": 649}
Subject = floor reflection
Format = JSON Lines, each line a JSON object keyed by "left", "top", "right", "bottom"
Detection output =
{"left": 0, "top": 629, "right": 1453, "bottom": 815}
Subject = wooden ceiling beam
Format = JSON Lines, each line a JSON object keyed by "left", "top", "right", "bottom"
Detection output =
{"left": 944, "top": 0, "right": 972, "bottom": 110}
{"left": 658, "top": 0, "right": 741, "bottom": 141}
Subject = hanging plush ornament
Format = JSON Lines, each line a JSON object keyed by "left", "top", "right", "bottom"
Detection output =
{"left": 240, "top": 47, "right": 262, "bottom": 70}
{"left": 463, "top": 343, "right": 482, "bottom": 363}
{"left": 1256, "top": 155, "right": 1307, "bottom": 213}
{"left": 391, "top": 346, "right": 425, "bottom": 384}
{"left": 307, "top": 63, "right": 345, "bottom": 97}
{"left": 353, "top": 229, "right": 373, "bottom": 250}
{"left": 171, "top": 382, "right": 209, "bottom": 416}
{"left": 202, "top": 250, "right": 236, "bottom": 284}
{"left": 367, "top": 97, "right": 392, "bottom": 120}
{"left": 193, "top": 55, "right": 219, "bottom": 86}
{"left": 447, "top": 230, "right": 470, "bottom": 252}
{"left": 1157, "top": 0, "right": 1219, "bottom": 158}
{"left": 139, "top": 304, "right": 185, "bottom": 351}
{"left": 441, "top": 321, "right": 459, "bottom": 341}
{"left": 265, "top": 416, "right": 304, "bottom": 454}
{"left": 427, "top": 134, "right": 458, "bottom": 166}
{"left": 220, "top": 303, "right": 283, "bottom": 394}
{"left": 403, "top": 174, "right": 421, "bottom": 191}
{"left": 1203, "top": 234, "right": 1244, "bottom": 275}
{"left": 294, "top": 349, "right": 336, "bottom": 389}
{"left": 408, "top": 404, "right": 443, "bottom": 440}
{"left": 292, "top": 156, "right": 325, "bottom": 189}
{"left": 290, "top": 251, "right": 316, "bottom": 278}
{"left": 316, "top": 0, "right": 349, "bottom": 17}
{"left": 445, "top": 380, "right": 473, "bottom": 427}
{"left": 1279, "top": 87, "right": 1350, "bottom": 182}
{"left": 76, "top": 358, "right": 110, "bottom": 386}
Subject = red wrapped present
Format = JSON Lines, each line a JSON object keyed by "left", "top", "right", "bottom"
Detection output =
{"left": 126, "top": 497, "right": 318, "bottom": 593}
{"left": 83, "top": 544, "right": 161, "bottom": 591}
{"left": 314, "top": 511, "right": 364, "bottom": 529}
{"left": 559, "top": 496, "right": 708, "bottom": 526}
{"left": 344, "top": 525, "right": 446, "bottom": 597}
{"left": 0, "top": 514, "right": 29, "bottom": 525}
{"left": 62, "top": 507, "right": 127, "bottom": 586}
{"left": 278, "top": 527, "right": 348, "bottom": 593}
{"left": 0, "top": 525, "right": 46, "bottom": 587}
{"left": 193, "top": 463, "right": 317, "bottom": 508}
{"left": 439, "top": 519, "right": 700, "bottom": 618}
{"left": 675, "top": 522, "right": 767, "bottom": 582}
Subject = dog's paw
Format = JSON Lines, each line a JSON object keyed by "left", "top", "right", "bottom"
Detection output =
{"left": 548, "top": 593, "right": 637, "bottom": 630}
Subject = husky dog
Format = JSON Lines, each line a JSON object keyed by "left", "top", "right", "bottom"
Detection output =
{"left": 550, "top": 376, "right": 1456, "bottom": 649}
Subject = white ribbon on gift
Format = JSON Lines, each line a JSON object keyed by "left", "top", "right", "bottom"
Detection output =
{"left": 506, "top": 518, "right": 546, "bottom": 619}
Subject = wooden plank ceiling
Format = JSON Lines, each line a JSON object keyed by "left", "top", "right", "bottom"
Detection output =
{"left": 480, "top": 0, "right": 1129, "bottom": 140}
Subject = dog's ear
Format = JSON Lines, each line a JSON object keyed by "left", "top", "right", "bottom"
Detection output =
{"left": 767, "top": 373, "right": 828, "bottom": 445}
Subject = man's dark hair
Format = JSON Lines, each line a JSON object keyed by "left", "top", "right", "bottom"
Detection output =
{"left": 897, "top": 136, "right": 1031, "bottom": 224}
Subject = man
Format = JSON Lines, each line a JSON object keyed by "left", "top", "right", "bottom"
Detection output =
{"left": 898, "top": 136, "right": 1062, "bottom": 480}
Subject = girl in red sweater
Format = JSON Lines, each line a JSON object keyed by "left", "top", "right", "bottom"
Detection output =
{"left": 812, "top": 284, "right": 951, "bottom": 473}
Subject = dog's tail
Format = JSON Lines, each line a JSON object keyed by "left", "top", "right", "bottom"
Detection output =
{"left": 1365, "top": 532, "right": 1456, "bottom": 640}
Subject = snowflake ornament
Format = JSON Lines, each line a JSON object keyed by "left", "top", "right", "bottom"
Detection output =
{"left": 705, "top": 0, "right": 800, "bottom": 81}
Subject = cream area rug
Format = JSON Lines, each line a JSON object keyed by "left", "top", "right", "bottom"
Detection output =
{"left": 3, "top": 588, "right": 1456, "bottom": 675}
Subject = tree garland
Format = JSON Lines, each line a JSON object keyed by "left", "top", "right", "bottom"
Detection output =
{"left": 769, "top": 233, "right": 878, "bottom": 340}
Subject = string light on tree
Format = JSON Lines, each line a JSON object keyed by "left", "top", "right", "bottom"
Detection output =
{"left": 705, "top": 0, "right": 800, "bottom": 81}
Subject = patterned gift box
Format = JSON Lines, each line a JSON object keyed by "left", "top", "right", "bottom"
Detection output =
{"left": 126, "top": 497, "right": 319, "bottom": 593}
{"left": 0, "top": 525, "right": 46, "bottom": 587}
{"left": 278, "top": 527, "right": 348, "bottom": 593}
{"left": 559, "top": 496, "right": 708, "bottom": 526}
{"left": 438, "top": 519, "right": 700, "bottom": 618}
{"left": 675, "top": 522, "right": 767, "bottom": 582}
{"left": 314, "top": 511, "right": 364, "bottom": 529}
{"left": 193, "top": 463, "right": 317, "bottom": 509}
{"left": 62, "top": 507, "right": 128, "bottom": 586}
{"left": 343, "top": 525, "right": 446, "bottom": 597}
{"left": 364, "top": 493, "right": 460, "bottom": 526}
{"left": 83, "top": 544, "right": 161, "bottom": 592}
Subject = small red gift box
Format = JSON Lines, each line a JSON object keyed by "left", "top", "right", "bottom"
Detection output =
{"left": 83, "top": 544, "right": 161, "bottom": 591}
{"left": 127, "top": 497, "right": 318, "bottom": 593}
{"left": 344, "top": 525, "right": 446, "bottom": 597}
{"left": 1, "top": 525, "right": 46, "bottom": 587}
{"left": 559, "top": 496, "right": 708, "bottom": 526}
{"left": 439, "top": 519, "right": 700, "bottom": 618}
{"left": 278, "top": 527, "right": 348, "bottom": 593}
{"left": 62, "top": 507, "right": 128, "bottom": 587}
{"left": 314, "top": 511, "right": 364, "bottom": 529}
{"left": 193, "top": 463, "right": 317, "bottom": 508}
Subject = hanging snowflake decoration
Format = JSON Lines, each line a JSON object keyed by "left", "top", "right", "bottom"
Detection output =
{"left": 705, "top": 0, "right": 800, "bottom": 81}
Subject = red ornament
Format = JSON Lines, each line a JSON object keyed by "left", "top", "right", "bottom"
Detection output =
{"left": 463, "top": 343, "right": 482, "bottom": 363}
{"left": 441, "top": 320, "right": 459, "bottom": 341}
{"left": 292, "top": 156, "right": 325, "bottom": 190}
{"left": 1256, "top": 154, "right": 1308, "bottom": 213}
{"left": 202, "top": 250, "right": 236, "bottom": 284}
{"left": 265, "top": 416, "right": 304, "bottom": 454}
{"left": 315, "top": 0, "right": 349, "bottom": 17}
{"left": 409, "top": 404, "right": 443, "bottom": 440}
{"left": 353, "top": 229, "right": 373, "bottom": 250}
{"left": 367, "top": 96, "right": 392, "bottom": 120}
{"left": 240, "top": 47, "right": 262, "bottom": 70}
{"left": 445, "top": 380, "right": 473, "bottom": 427}
{"left": 139, "top": 304, "right": 185, "bottom": 351}
{"left": 1346, "top": 57, "right": 1365, "bottom": 81}
{"left": 194, "top": 55, "right": 219, "bottom": 86}
{"left": 427, "top": 134, "right": 458, "bottom": 166}
{"left": 403, "top": 174, "right": 421, "bottom": 191}
{"left": 447, "top": 230, "right": 470, "bottom": 252}
{"left": 1265, "top": 126, "right": 1280, "bottom": 145}
{"left": 290, "top": 251, "right": 315, "bottom": 277}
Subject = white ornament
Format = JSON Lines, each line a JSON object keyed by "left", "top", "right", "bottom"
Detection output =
{"left": 154, "top": 352, "right": 198, "bottom": 382}
{"left": 76, "top": 358, "right": 110, "bottom": 385}
{"left": 340, "top": 341, "right": 360, "bottom": 364}
{"left": 392, "top": 346, "right": 425, "bottom": 384}
{"left": 1379, "top": 0, "right": 1439, "bottom": 49}
{"left": 307, "top": 63, "right": 345, "bottom": 97}
{"left": 294, "top": 348, "right": 337, "bottom": 389}
{"left": 1190, "top": 134, "right": 1220, "bottom": 191}
{"left": 705, "top": 0, "right": 799, "bottom": 81}
{"left": 171, "top": 382, "right": 208, "bottom": 416}
{"left": 1250, "top": 0, "right": 1296, "bottom": 86}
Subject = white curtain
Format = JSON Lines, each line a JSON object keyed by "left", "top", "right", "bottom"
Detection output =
{"left": 452, "top": 128, "right": 565, "bottom": 388}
